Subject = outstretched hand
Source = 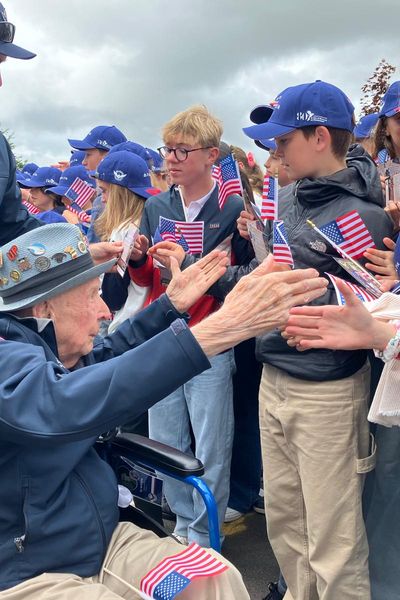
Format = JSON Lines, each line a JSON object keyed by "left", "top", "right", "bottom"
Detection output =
{"left": 165, "top": 250, "right": 229, "bottom": 313}
{"left": 363, "top": 237, "right": 397, "bottom": 280}
{"left": 283, "top": 278, "right": 395, "bottom": 351}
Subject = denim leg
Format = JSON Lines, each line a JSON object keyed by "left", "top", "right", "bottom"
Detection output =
{"left": 148, "top": 385, "right": 194, "bottom": 539}
{"left": 365, "top": 425, "right": 400, "bottom": 600}
{"left": 185, "top": 350, "right": 235, "bottom": 545}
{"left": 228, "top": 339, "right": 262, "bottom": 513}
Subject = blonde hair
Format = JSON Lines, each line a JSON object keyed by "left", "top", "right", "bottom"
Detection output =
{"left": 373, "top": 116, "right": 397, "bottom": 159}
{"left": 162, "top": 105, "right": 223, "bottom": 148}
{"left": 95, "top": 183, "right": 145, "bottom": 241}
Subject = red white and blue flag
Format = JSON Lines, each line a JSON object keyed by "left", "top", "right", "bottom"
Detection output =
{"left": 261, "top": 174, "right": 278, "bottom": 221}
{"left": 273, "top": 219, "right": 294, "bottom": 266}
{"left": 64, "top": 177, "right": 95, "bottom": 209}
{"left": 159, "top": 216, "right": 204, "bottom": 254}
{"left": 67, "top": 205, "right": 91, "bottom": 224}
{"left": 326, "top": 273, "right": 376, "bottom": 305}
{"left": 320, "top": 210, "right": 375, "bottom": 259}
{"left": 140, "top": 542, "right": 228, "bottom": 599}
{"left": 22, "top": 200, "right": 40, "bottom": 215}
{"left": 212, "top": 154, "right": 243, "bottom": 210}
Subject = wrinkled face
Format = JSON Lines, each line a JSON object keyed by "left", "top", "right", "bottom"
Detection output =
{"left": 29, "top": 187, "right": 54, "bottom": 212}
{"left": 163, "top": 136, "right": 217, "bottom": 188}
{"left": 385, "top": 113, "right": 400, "bottom": 152}
{"left": 45, "top": 277, "right": 110, "bottom": 368}
{"left": 275, "top": 129, "right": 318, "bottom": 180}
{"left": 97, "top": 180, "right": 110, "bottom": 202}
{"left": 83, "top": 148, "right": 107, "bottom": 171}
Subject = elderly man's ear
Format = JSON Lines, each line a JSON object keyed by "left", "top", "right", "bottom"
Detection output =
{"left": 31, "top": 301, "right": 52, "bottom": 319}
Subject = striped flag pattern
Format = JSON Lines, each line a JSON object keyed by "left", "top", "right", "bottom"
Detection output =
{"left": 67, "top": 205, "right": 91, "bottom": 223}
{"left": 273, "top": 219, "right": 294, "bottom": 266}
{"left": 320, "top": 210, "right": 375, "bottom": 259}
{"left": 22, "top": 200, "right": 40, "bottom": 215}
{"left": 64, "top": 177, "right": 95, "bottom": 209}
{"left": 140, "top": 542, "right": 228, "bottom": 599}
{"left": 159, "top": 216, "right": 204, "bottom": 254}
{"left": 327, "top": 273, "right": 376, "bottom": 305}
{"left": 261, "top": 174, "right": 278, "bottom": 221}
{"left": 212, "top": 154, "right": 243, "bottom": 210}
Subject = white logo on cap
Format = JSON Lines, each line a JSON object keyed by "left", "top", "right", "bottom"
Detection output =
{"left": 97, "top": 139, "right": 110, "bottom": 148}
{"left": 297, "top": 110, "right": 327, "bottom": 123}
{"left": 113, "top": 170, "right": 127, "bottom": 181}
{"left": 45, "top": 178, "right": 58, "bottom": 185}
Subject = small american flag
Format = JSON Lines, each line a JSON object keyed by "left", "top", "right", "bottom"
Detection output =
{"left": 327, "top": 273, "right": 376, "bottom": 305}
{"left": 22, "top": 200, "right": 40, "bottom": 215}
{"left": 64, "top": 177, "right": 95, "bottom": 209}
{"left": 159, "top": 216, "right": 204, "bottom": 254}
{"left": 320, "top": 210, "right": 375, "bottom": 259}
{"left": 67, "top": 205, "right": 91, "bottom": 224}
{"left": 140, "top": 542, "right": 228, "bottom": 599}
{"left": 261, "top": 174, "right": 278, "bottom": 221}
{"left": 273, "top": 219, "right": 293, "bottom": 266}
{"left": 212, "top": 154, "right": 243, "bottom": 210}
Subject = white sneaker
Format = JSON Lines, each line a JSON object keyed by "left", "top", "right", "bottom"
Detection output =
{"left": 171, "top": 533, "right": 189, "bottom": 545}
{"left": 224, "top": 507, "right": 245, "bottom": 523}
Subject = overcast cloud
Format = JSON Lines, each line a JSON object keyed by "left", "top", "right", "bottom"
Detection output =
{"left": 1, "top": 0, "right": 399, "bottom": 166}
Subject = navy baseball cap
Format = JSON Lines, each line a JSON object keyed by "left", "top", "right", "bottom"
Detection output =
{"left": 16, "top": 161, "right": 39, "bottom": 184}
{"left": 69, "top": 150, "right": 86, "bottom": 167}
{"left": 146, "top": 147, "right": 164, "bottom": 172}
{"left": 0, "top": 3, "right": 35, "bottom": 59}
{"left": 45, "top": 165, "right": 95, "bottom": 197}
{"left": 243, "top": 81, "right": 355, "bottom": 140}
{"left": 93, "top": 150, "right": 158, "bottom": 199}
{"left": 248, "top": 103, "right": 276, "bottom": 150}
{"left": 68, "top": 125, "right": 127, "bottom": 151}
{"left": 353, "top": 113, "right": 379, "bottom": 139}
{"left": 109, "top": 141, "right": 152, "bottom": 165}
{"left": 379, "top": 81, "right": 400, "bottom": 118}
{"left": 20, "top": 166, "right": 62, "bottom": 189}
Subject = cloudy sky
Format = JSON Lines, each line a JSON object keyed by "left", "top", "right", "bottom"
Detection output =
{"left": 1, "top": 0, "right": 399, "bottom": 167}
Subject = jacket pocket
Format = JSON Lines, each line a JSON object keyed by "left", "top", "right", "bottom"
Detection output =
{"left": 356, "top": 433, "right": 376, "bottom": 474}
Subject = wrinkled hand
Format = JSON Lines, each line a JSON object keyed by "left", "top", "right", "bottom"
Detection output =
{"left": 89, "top": 241, "right": 123, "bottom": 265}
{"left": 237, "top": 210, "right": 254, "bottom": 240}
{"left": 221, "top": 256, "right": 327, "bottom": 336}
{"left": 363, "top": 237, "right": 397, "bottom": 279}
{"left": 148, "top": 241, "right": 186, "bottom": 269}
{"left": 283, "top": 278, "right": 395, "bottom": 352}
{"left": 129, "top": 235, "right": 149, "bottom": 262}
{"left": 166, "top": 250, "right": 229, "bottom": 313}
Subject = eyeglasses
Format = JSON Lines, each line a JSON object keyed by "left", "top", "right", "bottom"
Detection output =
{"left": 157, "top": 146, "right": 212, "bottom": 162}
{"left": 0, "top": 21, "right": 15, "bottom": 43}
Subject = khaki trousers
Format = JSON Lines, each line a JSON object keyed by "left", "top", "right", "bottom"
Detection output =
{"left": 0, "top": 522, "right": 249, "bottom": 599}
{"left": 259, "top": 362, "right": 375, "bottom": 600}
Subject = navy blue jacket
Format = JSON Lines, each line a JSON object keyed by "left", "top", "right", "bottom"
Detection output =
{"left": 0, "top": 294, "right": 210, "bottom": 590}
{"left": 0, "top": 133, "right": 42, "bottom": 245}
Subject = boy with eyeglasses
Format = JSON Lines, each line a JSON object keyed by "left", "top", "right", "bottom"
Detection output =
{"left": 128, "top": 104, "right": 253, "bottom": 547}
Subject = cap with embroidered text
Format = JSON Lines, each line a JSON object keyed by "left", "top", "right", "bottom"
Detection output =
{"left": 353, "top": 113, "right": 379, "bottom": 139}
{"left": 69, "top": 150, "right": 86, "bottom": 167}
{"left": 68, "top": 125, "right": 127, "bottom": 151}
{"left": 93, "top": 150, "right": 158, "bottom": 199}
{"left": 20, "top": 166, "right": 62, "bottom": 189}
{"left": 45, "top": 166, "right": 95, "bottom": 197}
{"left": 243, "top": 81, "right": 355, "bottom": 140}
{"left": 109, "top": 141, "right": 152, "bottom": 166}
{"left": 379, "top": 81, "right": 400, "bottom": 118}
{"left": 16, "top": 161, "right": 39, "bottom": 184}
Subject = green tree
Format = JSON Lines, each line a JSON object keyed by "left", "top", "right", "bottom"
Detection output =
{"left": 360, "top": 59, "right": 396, "bottom": 115}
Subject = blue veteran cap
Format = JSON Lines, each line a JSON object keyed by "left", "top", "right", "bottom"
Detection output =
{"left": 243, "top": 81, "right": 355, "bottom": 140}
{"left": 45, "top": 165, "right": 95, "bottom": 197}
{"left": 20, "top": 166, "right": 62, "bottom": 189}
{"left": 93, "top": 150, "right": 158, "bottom": 198}
{"left": 109, "top": 141, "right": 152, "bottom": 165}
{"left": 379, "top": 81, "right": 400, "bottom": 118}
{"left": 69, "top": 150, "right": 86, "bottom": 167}
{"left": 353, "top": 113, "right": 379, "bottom": 139}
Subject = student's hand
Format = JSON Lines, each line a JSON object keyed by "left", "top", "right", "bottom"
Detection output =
{"left": 283, "top": 278, "right": 396, "bottom": 352}
{"left": 237, "top": 210, "right": 254, "bottom": 240}
{"left": 384, "top": 200, "right": 400, "bottom": 229}
{"left": 89, "top": 241, "right": 123, "bottom": 265}
{"left": 166, "top": 250, "right": 229, "bottom": 313}
{"left": 363, "top": 237, "right": 397, "bottom": 280}
{"left": 148, "top": 241, "right": 186, "bottom": 268}
{"left": 51, "top": 160, "right": 70, "bottom": 171}
{"left": 129, "top": 235, "right": 149, "bottom": 262}
{"left": 62, "top": 210, "right": 79, "bottom": 225}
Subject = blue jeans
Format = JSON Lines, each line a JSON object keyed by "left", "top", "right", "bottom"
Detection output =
{"left": 364, "top": 425, "right": 400, "bottom": 600}
{"left": 149, "top": 350, "right": 235, "bottom": 546}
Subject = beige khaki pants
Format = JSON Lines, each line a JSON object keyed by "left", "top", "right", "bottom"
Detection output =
{"left": 259, "top": 362, "right": 375, "bottom": 600}
{"left": 0, "top": 522, "right": 249, "bottom": 599}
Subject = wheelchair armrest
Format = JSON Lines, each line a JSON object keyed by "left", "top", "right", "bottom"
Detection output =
{"left": 111, "top": 432, "right": 205, "bottom": 479}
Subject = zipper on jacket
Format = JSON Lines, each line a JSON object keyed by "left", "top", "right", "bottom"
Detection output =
{"left": 73, "top": 471, "right": 107, "bottom": 556}
{"left": 14, "top": 534, "right": 25, "bottom": 553}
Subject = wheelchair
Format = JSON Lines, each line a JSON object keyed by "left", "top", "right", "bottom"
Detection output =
{"left": 96, "top": 431, "right": 221, "bottom": 552}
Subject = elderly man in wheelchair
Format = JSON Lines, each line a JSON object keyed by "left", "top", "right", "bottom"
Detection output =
{"left": 0, "top": 223, "right": 327, "bottom": 599}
